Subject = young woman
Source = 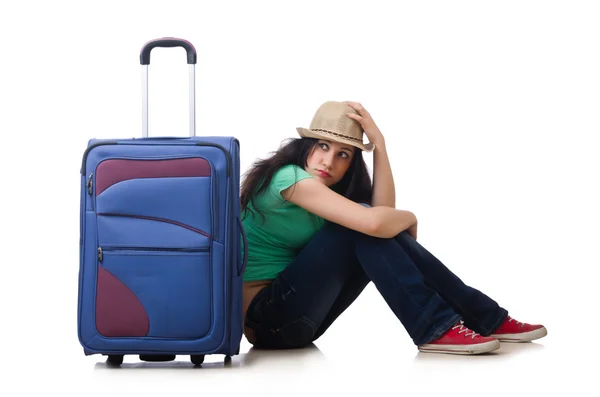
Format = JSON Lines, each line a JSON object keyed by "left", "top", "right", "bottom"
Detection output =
{"left": 240, "top": 101, "right": 547, "bottom": 355}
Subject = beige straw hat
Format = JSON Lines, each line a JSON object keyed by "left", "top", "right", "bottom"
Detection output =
{"left": 296, "top": 101, "right": 374, "bottom": 152}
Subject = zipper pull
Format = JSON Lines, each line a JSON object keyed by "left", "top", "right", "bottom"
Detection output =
{"left": 86, "top": 173, "right": 93, "bottom": 195}
{"left": 98, "top": 247, "right": 103, "bottom": 262}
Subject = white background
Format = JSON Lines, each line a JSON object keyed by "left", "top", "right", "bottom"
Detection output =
{"left": 1, "top": 0, "right": 599, "bottom": 395}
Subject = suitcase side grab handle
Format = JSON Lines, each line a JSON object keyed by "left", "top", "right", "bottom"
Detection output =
{"left": 238, "top": 218, "right": 248, "bottom": 277}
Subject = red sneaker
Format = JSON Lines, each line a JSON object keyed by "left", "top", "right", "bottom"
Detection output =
{"left": 418, "top": 321, "right": 500, "bottom": 355}
{"left": 490, "top": 315, "right": 547, "bottom": 342}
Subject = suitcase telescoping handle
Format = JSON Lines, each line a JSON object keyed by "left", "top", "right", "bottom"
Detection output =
{"left": 139, "top": 37, "right": 197, "bottom": 138}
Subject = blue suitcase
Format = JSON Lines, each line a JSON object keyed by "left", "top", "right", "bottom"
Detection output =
{"left": 77, "top": 38, "right": 247, "bottom": 366}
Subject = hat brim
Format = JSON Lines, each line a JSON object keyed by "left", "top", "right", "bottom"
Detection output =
{"left": 296, "top": 127, "right": 374, "bottom": 152}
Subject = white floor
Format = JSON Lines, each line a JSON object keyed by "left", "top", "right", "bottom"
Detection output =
{"left": 7, "top": 282, "right": 594, "bottom": 397}
{"left": 51, "top": 332, "right": 592, "bottom": 397}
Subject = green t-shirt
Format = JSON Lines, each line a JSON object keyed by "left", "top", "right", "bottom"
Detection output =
{"left": 241, "top": 164, "right": 325, "bottom": 281}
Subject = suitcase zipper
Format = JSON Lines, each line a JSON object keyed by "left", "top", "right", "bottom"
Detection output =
{"left": 98, "top": 213, "right": 211, "bottom": 239}
{"left": 195, "top": 142, "right": 231, "bottom": 176}
{"left": 98, "top": 246, "right": 209, "bottom": 262}
{"left": 81, "top": 141, "right": 232, "bottom": 176}
{"left": 86, "top": 173, "right": 94, "bottom": 211}
{"left": 81, "top": 141, "right": 119, "bottom": 175}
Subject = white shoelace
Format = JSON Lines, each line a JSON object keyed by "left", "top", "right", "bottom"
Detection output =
{"left": 452, "top": 321, "right": 480, "bottom": 339}
{"left": 508, "top": 317, "right": 525, "bottom": 328}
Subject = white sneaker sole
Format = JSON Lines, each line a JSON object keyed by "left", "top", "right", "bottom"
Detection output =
{"left": 491, "top": 326, "right": 547, "bottom": 342}
{"left": 418, "top": 339, "right": 500, "bottom": 355}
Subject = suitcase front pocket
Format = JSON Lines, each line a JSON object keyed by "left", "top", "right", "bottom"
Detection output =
{"left": 95, "top": 248, "right": 212, "bottom": 339}
{"left": 93, "top": 157, "right": 215, "bottom": 241}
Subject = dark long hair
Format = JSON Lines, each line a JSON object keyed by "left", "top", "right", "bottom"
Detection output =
{"left": 240, "top": 137, "right": 373, "bottom": 221}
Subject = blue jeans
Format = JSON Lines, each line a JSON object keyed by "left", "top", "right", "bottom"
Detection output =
{"left": 244, "top": 221, "right": 508, "bottom": 349}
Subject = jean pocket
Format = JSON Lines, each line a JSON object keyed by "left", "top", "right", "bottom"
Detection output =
{"left": 276, "top": 316, "right": 317, "bottom": 349}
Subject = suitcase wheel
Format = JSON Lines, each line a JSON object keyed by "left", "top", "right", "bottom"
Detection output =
{"left": 139, "top": 354, "right": 176, "bottom": 362}
{"left": 106, "top": 355, "right": 124, "bottom": 366}
{"left": 190, "top": 355, "right": 205, "bottom": 365}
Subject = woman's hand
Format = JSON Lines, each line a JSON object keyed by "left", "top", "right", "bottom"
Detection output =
{"left": 344, "top": 101, "right": 385, "bottom": 148}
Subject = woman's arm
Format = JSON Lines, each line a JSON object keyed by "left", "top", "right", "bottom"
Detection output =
{"left": 282, "top": 178, "right": 416, "bottom": 239}
{"left": 370, "top": 139, "right": 396, "bottom": 208}
{"left": 345, "top": 102, "right": 395, "bottom": 208}
{"left": 407, "top": 222, "right": 418, "bottom": 240}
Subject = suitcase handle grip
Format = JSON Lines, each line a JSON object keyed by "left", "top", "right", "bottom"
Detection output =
{"left": 237, "top": 218, "right": 248, "bottom": 277}
{"left": 140, "top": 37, "right": 197, "bottom": 65}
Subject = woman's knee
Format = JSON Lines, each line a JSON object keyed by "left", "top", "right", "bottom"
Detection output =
{"left": 395, "top": 230, "right": 413, "bottom": 243}
{"left": 322, "top": 219, "right": 389, "bottom": 246}
{"left": 321, "top": 220, "right": 359, "bottom": 240}
{"left": 394, "top": 230, "right": 417, "bottom": 248}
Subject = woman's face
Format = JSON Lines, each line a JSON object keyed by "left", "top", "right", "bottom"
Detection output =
{"left": 305, "top": 139, "right": 355, "bottom": 187}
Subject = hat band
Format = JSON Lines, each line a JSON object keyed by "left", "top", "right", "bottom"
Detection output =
{"left": 311, "top": 129, "right": 363, "bottom": 144}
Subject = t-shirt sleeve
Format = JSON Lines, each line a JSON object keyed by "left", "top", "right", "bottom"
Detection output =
{"left": 267, "top": 164, "right": 314, "bottom": 202}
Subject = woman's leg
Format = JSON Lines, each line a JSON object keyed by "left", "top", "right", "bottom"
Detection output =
{"left": 245, "top": 221, "right": 461, "bottom": 349}
{"left": 310, "top": 263, "right": 370, "bottom": 342}
{"left": 245, "top": 221, "right": 370, "bottom": 349}
{"left": 393, "top": 231, "right": 508, "bottom": 335}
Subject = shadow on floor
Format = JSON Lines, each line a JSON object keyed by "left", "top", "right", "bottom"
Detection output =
{"left": 93, "top": 343, "right": 325, "bottom": 371}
